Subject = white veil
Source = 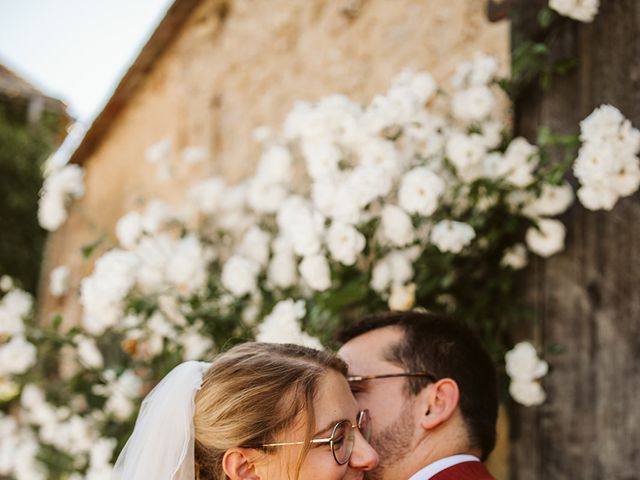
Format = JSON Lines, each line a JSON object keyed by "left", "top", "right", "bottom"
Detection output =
{"left": 112, "top": 361, "right": 211, "bottom": 480}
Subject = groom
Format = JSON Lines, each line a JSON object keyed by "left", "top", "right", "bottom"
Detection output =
{"left": 338, "top": 311, "right": 498, "bottom": 480}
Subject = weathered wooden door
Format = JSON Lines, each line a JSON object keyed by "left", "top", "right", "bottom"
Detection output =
{"left": 509, "top": 1, "right": 640, "bottom": 478}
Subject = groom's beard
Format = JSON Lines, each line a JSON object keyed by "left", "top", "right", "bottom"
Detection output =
{"left": 364, "top": 406, "right": 414, "bottom": 480}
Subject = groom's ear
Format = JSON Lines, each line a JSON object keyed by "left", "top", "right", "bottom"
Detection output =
{"left": 419, "top": 378, "right": 460, "bottom": 431}
{"left": 222, "top": 448, "right": 262, "bottom": 480}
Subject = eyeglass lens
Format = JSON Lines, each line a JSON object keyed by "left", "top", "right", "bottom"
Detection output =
{"left": 358, "top": 410, "right": 371, "bottom": 442}
{"left": 332, "top": 420, "right": 355, "bottom": 465}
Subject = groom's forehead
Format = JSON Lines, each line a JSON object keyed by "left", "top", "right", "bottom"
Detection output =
{"left": 338, "top": 325, "right": 405, "bottom": 365}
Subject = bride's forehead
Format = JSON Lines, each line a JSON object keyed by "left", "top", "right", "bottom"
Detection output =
{"left": 312, "top": 370, "right": 358, "bottom": 421}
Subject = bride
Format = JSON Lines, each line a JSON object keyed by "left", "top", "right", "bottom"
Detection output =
{"left": 112, "top": 342, "right": 378, "bottom": 479}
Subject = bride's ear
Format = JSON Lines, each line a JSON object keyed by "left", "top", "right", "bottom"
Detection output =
{"left": 222, "top": 448, "right": 262, "bottom": 480}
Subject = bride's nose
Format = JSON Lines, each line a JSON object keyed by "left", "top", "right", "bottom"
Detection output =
{"left": 348, "top": 430, "right": 378, "bottom": 471}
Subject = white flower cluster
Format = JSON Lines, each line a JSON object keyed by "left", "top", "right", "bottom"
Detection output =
{"left": 0, "top": 287, "right": 37, "bottom": 399}
{"left": 19, "top": 385, "right": 117, "bottom": 478}
{"left": 516, "top": 179, "right": 574, "bottom": 259}
{"left": 49, "top": 265, "right": 71, "bottom": 297}
{"left": 505, "top": 342, "right": 549, "bottom": 406}
{"left": 255, "top": 300, "right": 323, "bottom": 349}
{"left": 212, "top": 63, "right": 508, "bottom": 320}
{"left": 0, "top": 412, "right": 46, "bottom": 480}
{"left": 93, "top": 370, "right": 143, "bottom": 421}
{"left": 574, "top": 105, "right": 640, "bottom": 210}
{"left": 37, "top": 164, "right": 85, "bottom": 231}
{"left": 549, "top": 0, "right": 599, "bottom": 23}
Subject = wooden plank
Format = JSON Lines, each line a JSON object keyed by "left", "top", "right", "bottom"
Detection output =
{"left": 510, "top": 1, "right": 640, "bottom": 478}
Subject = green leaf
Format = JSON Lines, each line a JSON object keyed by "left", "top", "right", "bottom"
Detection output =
{"left": 81, "top": 235, "right": 105, "bottom": 259}
{"left": 51, "top": 314, "right": 64, "bottom": 331}
{"left": 537, "top": 6, "right": 556, "bottom": 28}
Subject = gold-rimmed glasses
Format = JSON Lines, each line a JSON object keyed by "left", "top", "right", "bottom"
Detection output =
{"left": 347, "top": 372, "right": 438, "bottom": 394}
{"left": 347, "top": 372, "right": 437, "bottom": 384}
{"left": 246, "top": 409, "right": 371, "bottom": 465}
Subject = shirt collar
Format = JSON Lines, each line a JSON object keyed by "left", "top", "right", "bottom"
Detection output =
{"left": 408, "top": 454, "right": 481, "bottom": 480}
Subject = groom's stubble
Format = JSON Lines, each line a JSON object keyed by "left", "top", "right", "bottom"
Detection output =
{"left": 364, "top": 401, "right": 416, "bottom": 480}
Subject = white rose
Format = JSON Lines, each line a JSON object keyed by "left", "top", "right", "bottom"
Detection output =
{"left": 328, "top": 182, "right": 362, "bottom": 225}
{"left": 501, "top": 244, "right": 528, "bottom": 270}
{"left": 74, "top": 336, "right": 104, "bottom": 369}
{"left": 256, "top": 300, "right": 323, "bottom": 350}
{"left": 505, "top": 342, "right": 549, "bottom": 382}
{"left": 452, "top": 53, "right": 498, "bottom": 88}
{"left": 430, "top": 220, "right": 476, "bottom": 254}
{"left": 0, "top": 275, "right": 13, "bottom": 292}
{"left": 525, "top": 219, "right": 566, "bottom": 257}
{"left": 388, "top": 283, "right": 416, "bottom": 311}
{"left": 326, "top": 222, "right": 366, "bottom": 266}
{"left": 398, "top": 167, "right": 446, "bottom": 217}
{"left": 311, "top": 177, "right": 338, "bottom": 217}
{"left": 80, "top": 249, "right": 139, "bottom": 335}
{"left": 267, "top": 250, "right": 298, "bottom": 289}
{"left": 37, "top": 194, "right": 68, "bottom": 231}
{"left": 221, "top": 256, "right": 260, "bottom": 297}
{"left": 105, "top": 392, "right": 135, "bottom": 422}
{"left": 380, "top": 205, "right": 415, "bottom": 247}
{"left": 89, "top": 437, "right": 117, "bottom": 469}
{"left": 405, "top": 70, "right": 438, "bottom": 103}
{"left": 609, "top": 156, "right": 640, "bottom": 197}
{"left": 302, "top": 140, "right": 341, "bottom": 180}
{"left": 509, "top": 380, "right": 546, "bottom": 407}
{"left": 445, "top": 133, "right": 487, "bottom": 183}
{"left": 133, "top": 234, "right": 173, "bottom": 294}
{"left": 576, "top": 185, "right": 618, "bottom": 211}
{"left": 103, "top": 370, "right": 142, "bottom": 422}
{"left": 180, "top": 324, "right": 214, "bottom": 361}
{"left": 549, "top": 0, "right": 599, "bottom": 22}
{"left": 38, "top": 164, "right": 85, "bottom": 231}
{"left": 371, "top": 259, "right": 392, "bottom": 292}
{"left": 165, "top": 235, "right": 209, "bottom": 295}
{"left": 522, "top": 182, "right": 574, "bottom": 218}
{"left": 180, "top": 146, "right": 208, "bottom": 164}
{"left": 500, "top": 137, "right": 539, "bottom": 187}
{"left": 1, "top": 288, "right": 33, "bottom": 321}
{"left": 277, "top": 197, "right": 324, "bottom": 257}
{"left": 299, "top": 254, "right": 332, "bottom": 291}
{"left": 247, "top": 179, "right": 288, "bottom": 214}
{"left": 356, "top": 138, "right": 402, "bottom": 180}
{"left": 451, "top": 85, "right": 496, "bottom": 123}
{"left": 115, "top": 212, "right": 143, "bottom": 249}
{"left": 141, "top": 200, "right": 174, "bottom": 234}
{"left": 0, "top": 336, "right": 37, "bottom": 375}
{"left": 238, "top": 226, "right": 271, "bottom": 268}
{"left": 49, "top": 265, "right": 71, "bottom": 297}
{"left": 348, "top": 165, "right": 393, "bottom": 209}
{"left": 188, "top": 177, "right": 226, "bottom": 214}
{"left": 371, "top": 250, "right": 415, "bottom": 292}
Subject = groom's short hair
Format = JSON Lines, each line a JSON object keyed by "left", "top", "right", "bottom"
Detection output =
{"left": 339, "top": 311, "right": 498, "bottom": 460}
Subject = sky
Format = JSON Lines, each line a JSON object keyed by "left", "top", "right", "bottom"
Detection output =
{"left": 0, "top": 0, "right": 175, "bottom": 124}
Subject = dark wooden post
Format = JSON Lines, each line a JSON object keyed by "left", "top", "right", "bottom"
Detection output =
{"left": 509, "top": 1, "right": 640, "bottom": 479}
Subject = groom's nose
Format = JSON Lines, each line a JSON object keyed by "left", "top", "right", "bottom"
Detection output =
{"left": 348, "top": 430, "right": 379, "bottom": 471}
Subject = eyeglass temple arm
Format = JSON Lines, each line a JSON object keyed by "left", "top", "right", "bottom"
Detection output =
{"left": 261, "top": 437, "right": 333, "bottom": 447}
{"left": 347, "top": 372, "right": 436, "bottom": 382}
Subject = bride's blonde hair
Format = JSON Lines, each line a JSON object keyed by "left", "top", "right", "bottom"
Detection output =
{"left": 193, "top": 342, "right": 348, "bottom": 479}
